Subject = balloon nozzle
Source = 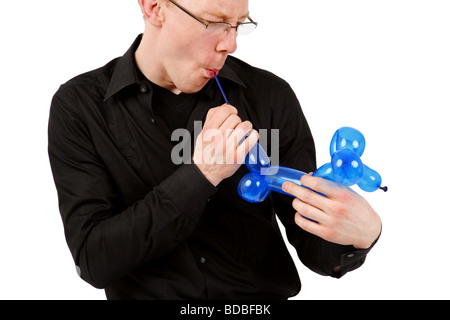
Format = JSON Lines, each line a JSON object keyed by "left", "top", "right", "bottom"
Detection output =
{"left": 379, "top": 186, "right": 388, "bottom": 192}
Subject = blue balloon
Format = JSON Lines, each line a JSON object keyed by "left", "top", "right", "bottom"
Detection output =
{"left": 312, "top": 162, "right": 334, "bottom": 181}
{"left": 245, "top": 142, "right": 271, "bottom": 173}
{"left": 238, "top": 172, "right": 271, "bottom": 203}
{"left": 330, "top": 127, "right": 366, "bottom": 157}
{"left": 357, "top": 164, "right": 386, "bottom": 192}
{"left": 331, "top": 149, "right": 364, "bottom": 186}
{"left": 238, "top": 166, "right": 309, "bottom": 203}
{"left": 263, "top": 166, "right": 308, "bottom": 195}
{"left": 238, "top": 127, "right": 386, "bottom": 203}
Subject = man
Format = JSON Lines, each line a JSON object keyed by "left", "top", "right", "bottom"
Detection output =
{"left": 48, "top": 0, "right": 381, "bottom": 299}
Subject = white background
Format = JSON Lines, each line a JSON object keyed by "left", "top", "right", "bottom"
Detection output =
{"left": 1, "top": 0, "right": 449, "bottom": 300}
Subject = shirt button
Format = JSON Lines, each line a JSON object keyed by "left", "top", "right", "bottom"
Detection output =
{"left": 200, "top": 257, "right": 206, "bottom": 264}
{"left": 140, "top": 85, "right": 148, "bottom": 93}
{"left": 150, "top": 117, "right": 156, "bottom": 124}
{"left": 346, "top": 253, "right": 355, "bottom": 258}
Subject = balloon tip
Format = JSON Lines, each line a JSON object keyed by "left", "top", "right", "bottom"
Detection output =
{"left": 379, "top": 186, "right": 388, "bottom": 192}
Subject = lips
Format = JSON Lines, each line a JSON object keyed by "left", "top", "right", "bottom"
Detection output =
{"left": 205, "top": 68, "right": 220, "bottom": 79}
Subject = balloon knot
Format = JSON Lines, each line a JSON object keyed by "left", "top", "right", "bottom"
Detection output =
{"left": 379, "top": 186, "right": 388, "bottom": 192}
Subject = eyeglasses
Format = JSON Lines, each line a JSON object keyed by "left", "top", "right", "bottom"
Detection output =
{"left": 168, "top": 0, "right": 258, "bottom": 36}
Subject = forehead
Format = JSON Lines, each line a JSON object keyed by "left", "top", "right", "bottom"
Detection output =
{"left": 180, "top": 0, "right": 249, "bottom": 19}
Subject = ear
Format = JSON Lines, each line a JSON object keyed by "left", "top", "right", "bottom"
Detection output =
{"left": 139, "top": 0, "right": 165, "bottom": 27}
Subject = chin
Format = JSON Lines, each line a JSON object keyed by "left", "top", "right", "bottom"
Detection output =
{"left": 179, "top": 78, "right": 209, "bottom": 94}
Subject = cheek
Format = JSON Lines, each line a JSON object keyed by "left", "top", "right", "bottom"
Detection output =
{"left": 163, "top": 18, "right": 218, "bottom": 59}
{"left": 167, "top": 37, "right": 216, "bottom": 76}
{"left": 165, "top": 34, "right": 201, "bottom": 65}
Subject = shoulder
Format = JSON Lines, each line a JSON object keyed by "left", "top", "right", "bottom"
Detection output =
{"left": 225, "top": 56, "right": 299, "bottom": 115}
{"left": 226, "top": 56, "right": 292, "bottom": 91}
{"left": 50, "top": 58, "right": 120, "bottom": 121}
{"left": 53, "top": 58, "right": 119, "bottom": 104}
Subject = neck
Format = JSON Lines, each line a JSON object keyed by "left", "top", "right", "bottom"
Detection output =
{"left": 135, "top": 32, "right": 182, "bottom": 94}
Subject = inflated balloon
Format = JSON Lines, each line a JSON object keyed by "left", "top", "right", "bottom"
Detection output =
{"left": 238, "top": 172, "right": 271, "bottom": 203}
{"left": 330, "top": 126, "right": 366, "bottom": 157}
{"left": 358, "top": 164, "right": 387, "bottom": 192}
{"left": 330, "top": 149, "right": 364, "bottom": 186}
{"left": 238, "top": 127, "right": 387, "bottom": 203}
{"left": 312, "top": 162, "right": 334, "bottom": 181}
{"left": 238, "top": 167, "right": 308, "bottom": 203}
{"left": 245, "top": 141, "right": 271, "bottom": 172}
{"left": 212, "top": 72, "right": 387, "bottom": 202}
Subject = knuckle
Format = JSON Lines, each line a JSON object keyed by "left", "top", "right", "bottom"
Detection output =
{"left": 217, "top": 108, "right": 229, "bottom": 118}
{"left": 292, "top": 198, "right": 302, "bottom": 210}
{"left": 229, "top": 114, "right": 242, "bottom": 123}
{"left": 330, "top": 201, "right": 344, "bottom": 215}
{"left": 226, "top": 104, "right": 238, "bottom": 113}
{"left": 207, "top": 107, "right": 218, "bottom": 114}
{"left": 213, "top": 105, "right": 231, "bottom": 117}
{"left": 299, "top": 189, "right": 313, "bottom": 204}
{"left": 209, "top": 105, "right": 222, "bottom": 115}
{"left": 330, "top": 202, "right": 349, "bottom": 219}
{"left": 340, "top": 188, "right": 354, "bottom": 202}
{"left": 242, "top": 120, "right": 253, "bottom": 130}
{"left": 294, "top": 212, "right": 305, "bottom": 226}
{"left": 217, "top": 104, "right": 237, "bottom": 115}
{"left": 324, "top": 227, "right": 337, "bottom": 241}
{"left": 308, "top": 179, "right": 321, "bottom": 191}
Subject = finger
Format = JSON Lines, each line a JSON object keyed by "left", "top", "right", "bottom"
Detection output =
{"left": 219, "top": 114, "right": 242, "bottom": 137}
{"left": 294, "top": 212, "right": 327, "bottom": 237}
{"left": 205, "top": 104, "right": 237, "bottom": 121}
{"left": 282, "top": 181, "right": 331, "bottom": 211}
{"left": 204, "top": 105, "right": 238, "bottom": 131}
{"left": 292, "top": 198, "right": 328, "bottom": 225}
{"left": 228, "top": 120, "right": 253, "bottom": 147}
{"left": 299, "top": 174, "right": 346, "bottom": 199}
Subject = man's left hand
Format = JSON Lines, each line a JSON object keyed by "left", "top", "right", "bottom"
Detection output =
{"left": 282, "top": 174, "right": 382, "bottom": 250}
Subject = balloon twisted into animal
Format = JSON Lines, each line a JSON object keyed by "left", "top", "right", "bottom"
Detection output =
{"left": 238, "top": 127, "right": 387, "bottom": 203}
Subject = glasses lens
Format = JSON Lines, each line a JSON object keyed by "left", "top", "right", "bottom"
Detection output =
{"left": 206, "top": 22, "right": 232, "bottom": 34}
{"left": 206, "top": 21, "right": 257, "bottom": 36}
{"left": 237, "top": 22, "right": 257, "bottom": 35}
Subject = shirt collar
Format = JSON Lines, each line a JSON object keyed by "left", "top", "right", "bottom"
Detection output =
{"left": 104, "top": 34, "right": 246, "bottom": 101}
{"left": 216, "top": 60, "right": 247, "bottom": 89}
{"left": 104, "top": 35, "right": 142, "bottom": 101}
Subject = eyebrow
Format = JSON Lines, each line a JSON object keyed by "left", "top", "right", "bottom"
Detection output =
{"left": 205, "top": 10, "right": 250, "bottom": 21}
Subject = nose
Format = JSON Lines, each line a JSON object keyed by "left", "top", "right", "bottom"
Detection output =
{"left": 216, "top": 30, "right": 238, "bottom": 54}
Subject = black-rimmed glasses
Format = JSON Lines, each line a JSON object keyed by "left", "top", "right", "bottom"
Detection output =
{"left": 168, "top": 0, "right": 258, "bottom": 36}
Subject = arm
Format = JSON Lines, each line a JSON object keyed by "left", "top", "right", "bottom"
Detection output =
{"left": 282, "top": 177, "right": 381, "bottom": 277}
{"left": 48, "top": 89, "right": 217, "bottom": 288}
{"left": 271, "top": 83, "right": 380, "bottom": 277}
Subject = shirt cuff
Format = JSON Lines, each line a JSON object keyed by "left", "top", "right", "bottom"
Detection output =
{"left": 333, "top": 227, "right": 382, "bottom": 278}
{"left": 157, "top": 163, "right": 218, "bottom": 223}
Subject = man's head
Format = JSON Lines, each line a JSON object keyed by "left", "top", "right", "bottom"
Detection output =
{"left": 136, "top": 0, "right": 252, "bottom": 94}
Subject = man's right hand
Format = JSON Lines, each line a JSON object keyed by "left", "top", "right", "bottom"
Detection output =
{"left": 193, "top": 104, "right": 259, "bottom": 186}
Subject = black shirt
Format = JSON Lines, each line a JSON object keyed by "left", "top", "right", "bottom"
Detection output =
{"left": 136, "top": 67, "right": 204, "bottom": 133}
{"left": 48, "top": 35, "right": 375, "bottom": 300}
